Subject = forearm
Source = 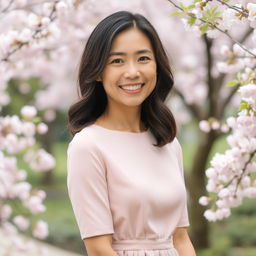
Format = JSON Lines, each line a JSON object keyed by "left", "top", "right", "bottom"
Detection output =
{"left": 174, "top": 238, "right": 196, "bottom": 256}
{"left": 173, "top": 227, "right": 196, "bottom": 256}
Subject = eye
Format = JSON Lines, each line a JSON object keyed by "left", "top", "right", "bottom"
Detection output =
{"left": 110, "top": 58, "right": 123, "bottom": 64}
{"left": 138, "top": 56, "right": 151, "bottom": 62}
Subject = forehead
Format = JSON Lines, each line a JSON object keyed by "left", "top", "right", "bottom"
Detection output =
{"left": 110, "top": 28, "right": 153, "bottom": 52}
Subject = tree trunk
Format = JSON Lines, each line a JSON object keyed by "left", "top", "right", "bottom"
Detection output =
{"left": 186, "top": 130, "right": 218, "bottom": 249}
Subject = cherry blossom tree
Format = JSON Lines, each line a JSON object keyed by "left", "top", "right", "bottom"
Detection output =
{"left": 1, "top": 0, "right": 255, "bottom": 251}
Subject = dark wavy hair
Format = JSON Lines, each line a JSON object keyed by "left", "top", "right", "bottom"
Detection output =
{"left": 68, "top": 11, "right": 177, "bottom": 147}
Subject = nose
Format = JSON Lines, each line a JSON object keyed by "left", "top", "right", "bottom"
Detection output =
{"left": 124, "top": 62, "right": 140, "bottom": 79}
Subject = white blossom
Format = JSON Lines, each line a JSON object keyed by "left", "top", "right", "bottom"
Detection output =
{"left": 21, "top": 106, "right": 37, "bottom": 119}
{"left": 32, "top": 220, "right": 48, "bottom": 239}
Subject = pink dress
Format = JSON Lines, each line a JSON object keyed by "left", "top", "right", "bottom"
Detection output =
{"left": 67, "top": 124, "right": 190, "bottom": 256}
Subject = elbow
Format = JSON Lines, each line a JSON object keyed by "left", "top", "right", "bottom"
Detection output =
{"left": 86, "top": 248, "right": 115, "bottom": 256}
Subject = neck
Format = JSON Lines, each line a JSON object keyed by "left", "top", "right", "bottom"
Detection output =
{"left": 96, "top": 104, "right": 146, "bottom": 132}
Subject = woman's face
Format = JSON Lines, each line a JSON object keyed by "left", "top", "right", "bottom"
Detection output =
{"left": 99, "top": 28, "right": 157, "bottom": 110}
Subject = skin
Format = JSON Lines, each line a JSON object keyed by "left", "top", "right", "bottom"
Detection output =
{"left": 86, "top": 28, "right": 196, "bottom": 255}
{"left": 95, "top": 28, "right": 157, "bottom": 132}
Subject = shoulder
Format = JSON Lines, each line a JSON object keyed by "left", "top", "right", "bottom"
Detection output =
{"left": 165, "top": 136, "right": 182, "bottom": 153}
{"left": 67, "top": 126, "right": 99, "bottom": 154}
{"left": 169, "top": 137, "right": 183, "bottom": 166}
{"left": 173, "top": 137, "right": 182, "bottom": 152}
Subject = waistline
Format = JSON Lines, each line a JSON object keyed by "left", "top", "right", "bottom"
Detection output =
{"left": 112, "top": 238, "right": 174, "bottom": 251}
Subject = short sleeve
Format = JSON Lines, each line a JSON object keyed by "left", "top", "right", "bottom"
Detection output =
{"left": 67, "top": 131, "right": 114, "bottom": 239}
{"left": 174, "top": 137, "right": 190, "bottom": 228}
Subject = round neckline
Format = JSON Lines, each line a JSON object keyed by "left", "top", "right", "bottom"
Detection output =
{"left": 91, "top": 124, "right": 149, "bottom": 134}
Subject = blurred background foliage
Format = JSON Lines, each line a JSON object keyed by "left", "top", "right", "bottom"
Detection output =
{"left": 5, "top": 79, "right": 256, "bottom": 256}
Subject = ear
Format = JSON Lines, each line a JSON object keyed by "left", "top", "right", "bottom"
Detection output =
{"left": 96, "top": 76, "right": 102, "bottom": 82}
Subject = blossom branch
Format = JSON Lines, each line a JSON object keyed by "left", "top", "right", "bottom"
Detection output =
{"left": 235, "top": 150, "right": 256, "bottom": 194}
{"left": 215, "top": 0, "right": 248, "bottom": 17}
{"left": 219, "top": 83, "right": 240, "bottom": 117}
{"left": 166, "top": 0, "right": 256, "bottom": 58}
{"left": 1, "top": 4, "right": 58, "bottom": 62}
{"left": 0, "top": 0, "right": 57, "bottom": 16}
{"left": 0, "top": 0, "right": 15, "bottom": 13}
{"left": 173, "top": 88, "right": 205, "bottom": 120}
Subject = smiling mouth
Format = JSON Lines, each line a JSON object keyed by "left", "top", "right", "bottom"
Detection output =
{"left": 118, "top": 83, "right": 145, "bottom": 91}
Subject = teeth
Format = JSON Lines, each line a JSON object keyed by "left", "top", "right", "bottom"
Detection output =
{"left": 120, "top": 84, "right": 143, "bottom": 90}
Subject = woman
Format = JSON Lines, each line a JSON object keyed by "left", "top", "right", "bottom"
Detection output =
{"left": 67, "top": 11, "right": 196, "bottom": 256}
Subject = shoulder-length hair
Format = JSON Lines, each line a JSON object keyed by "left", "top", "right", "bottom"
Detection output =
{"left": 68, "top": 11, "right": 177, "bottom": 147}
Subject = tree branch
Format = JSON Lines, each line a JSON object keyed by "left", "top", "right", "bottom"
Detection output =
{"left": 203, "top": 34, "right": 217, "bottom": 118}
{"left": 173, "top": 88, "right": 204, "bottom": 121}
{"left": 1, "top": 4, "right": 57, "bottom": 62}
{"left": 219, "top": 83, "right": 240, "bottom": 117}
{"left": 0, "top": 0, "right": 14, "bottom": 13}
{"left": 215, "top": 0, "right": 248, "bottom": 17}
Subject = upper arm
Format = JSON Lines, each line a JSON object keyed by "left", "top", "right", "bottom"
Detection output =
{"left": 174, "top": 137, "right": 190, "bottom": 228}
{"left": 67, "top": 132, "right": 114, "bottom": 240}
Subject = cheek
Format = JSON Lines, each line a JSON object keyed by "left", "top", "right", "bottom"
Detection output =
{"left": 144, "top": 65, "right": 157, "bottom": 83}
{"left": 101, "top": 67, "right": 120, "bottom": 84}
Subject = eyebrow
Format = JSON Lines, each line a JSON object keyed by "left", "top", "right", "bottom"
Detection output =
{"left": 108, "top": 49, "right": 153, "bottom": 57}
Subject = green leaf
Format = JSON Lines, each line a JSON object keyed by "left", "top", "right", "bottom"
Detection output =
{"left": 180, "top": 2, "right": 186, "bottom": 10}
{"left": 188, "top": 16, "right": 196, "bottom": 26}
{"left": 226, "top": 80, "right": 239, "bottom": 87}
{"left": 200, "top": 23, "right": 209, "bottom": 34}
{"left": 187, "top": 4, "right": 195, "bottom": 10}
{"left": 171, "top": 11, "right": 183, "bottom": 17}
{"left": 239, "top": 100, "right": 250, "bottom": 111}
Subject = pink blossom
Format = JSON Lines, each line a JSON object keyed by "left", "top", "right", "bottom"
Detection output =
{"left": 211, "top": 120, "right": 220, "bottom": 130}
{"left": 226, "top": 117, "right": 236, "bottom": 128}
{"left": 199, "top": 120, "right": 211, "bottom": 132}
{"left": 0, "top": 205, "right": 12, "bottom": 220}
{"left": 238, "top": 83, "right": 256, "bottom": 99}
{"left": 13, "top": 182, "right": 31, "bottom": 200}
{"left": 13, "top": 215, "right": 30, "bottom": 231}
{"left": 27, "top": 13, "right": 40, "bottom": 28}
{"left": 218, "top": 188, "right": 231, "bottom": 198}
{"left": 199, "top": 196, "right": 209, "bottom": 206}
{"left": 247, "top": 3, "right": 256, "bottom": 28}
{"left": 20, "top": 106, "right": 37, "bottom": 119}
{"left": 25, "top": 195, "right": 46, "bottom": 214}
{"left": 243, "top": 187, "right": 256, "bottom": 198}
{"left": 216, "top": 208, "right": 231, "bottom": 219}
{"left": 204, "top": 209, "right": 217, "bottom": 222}
{"left": 37, "top": 123, "right": 48, "bottom": 134}
{"left": 220, "top": 45, "right": 230, "bottom": 55}
{"left": 216, "top": 199, "right": 226, "bottom": 208}
{"left": 241, "top": 176, "right": 251, "bottom": 187}
{"left": 205, "top": 168, "right": 218, "bottom": 179}
{"left": 220, "top": 124, "right": 229, "bottom": 133}
{"left": 43, "top": 109, "right": 56, "bottom": 122}
{"left": 37, "top": 190, "right": 47, "bottom": 200}
{"left": 2, "top": 222, "right": 18, "bottom": 235}
{"left": 221, "top": 8, "right": 241, "bottom": 30}
{"left": 32, "top": 220, "right": 48, "bottom": 239}
{"left": 14, "top": 0, "right": 28, "bottom": 8}
{"left": 22, "top": 122, "right": 36, "bottom": 137}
